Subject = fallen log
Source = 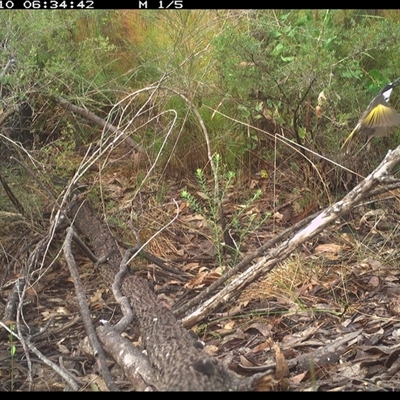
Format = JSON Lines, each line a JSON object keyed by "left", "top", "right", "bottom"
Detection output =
{"left": 67, "top": 197, "right": 270, "bottom": 391}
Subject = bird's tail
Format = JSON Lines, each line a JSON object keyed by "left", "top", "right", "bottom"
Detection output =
{"left": 340, "top": 125, "right": 359, "bottom": 155}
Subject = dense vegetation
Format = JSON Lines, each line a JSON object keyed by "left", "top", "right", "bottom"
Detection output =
{"left": 2, "top": 10, "right": 400, "bottom": 187}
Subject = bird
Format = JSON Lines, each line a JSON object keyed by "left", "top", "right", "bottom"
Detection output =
{"left": 340, "top": 78, "right": 400, "bottom": 155}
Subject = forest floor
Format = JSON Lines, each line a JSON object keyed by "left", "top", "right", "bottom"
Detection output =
{"left": 1, "top": 147, "right": 400, "bottom": 391}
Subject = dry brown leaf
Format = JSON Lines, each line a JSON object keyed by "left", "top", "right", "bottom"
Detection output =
{"left": 249, "top": 179, "right": 258, "bottom": 189}
{"left": 179, "top": 201, "right": 188, "bottom": 212}
{"left": 244, "top": 322, "right": 272, "bottom": 337}
{"left": 182, "top": 262, "right": 201, "bottom": 272}
{"left": 81, "top": 374, "right": 109, "bottom": 391}
{"left": 204, "top": 345, "right": 218, "bottom": 355}
{"left": 175, "top": 248, "right": 185, "bottom": 257}
{"left": 202, "top": 271, "right": 222, "bottom": 285}
{"left": 361, "top": 258, "right": 384, "bottom": 271}
{"left": 290, "top": 370, "right": 308, "bottom": 384}
{"left": 180, "top": 214, "right": 205, "bottom": 222}
{"left": 184, "top": 266, "right": 220, "bottom": 288}
{"left": 253, "top": 341, "right": 271, "bottom": 353}
{"left": 89, "top": 289, "right": 106, "bottom": 307}
{"left": 57, "top": 341, "right": 70, "bottom": 354}
{"left": 314, "top": 243, "right": 342, "bottom": 260}
{"left": 240, "top": 354, "right": 255, "bottom": 367}
{"left": 224, "top": 320, "right": 235, "bottom": 330}
{"left": 314, "top": 243, "right": 341, "bottom": 254}
{"left": 273, "top": 211, "right": 283, "bottom": 222}
{"left": 268, "top": 339, "right": 289, "bottom": 379}
{"left": 196, "top": 191, "right": 209, "bottom": 200}
{"left": 368, "top": 275, "right": 380, "bottom": 288}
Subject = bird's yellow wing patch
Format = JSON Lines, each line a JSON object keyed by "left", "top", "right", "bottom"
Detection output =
{"left": 362, "top": 104, "right": 400, "bottom": 127}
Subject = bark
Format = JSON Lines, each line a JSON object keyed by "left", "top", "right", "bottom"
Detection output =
{"left": 68, "top": 197, "right": 268, "bottom": 391}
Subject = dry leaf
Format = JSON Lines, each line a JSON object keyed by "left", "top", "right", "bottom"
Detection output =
{"left": 204, "top": 345, "right": 218, "bottom": 355}
{"left": 253, "top": 341, "right": 271, "bottom": 353}
{"left": 196, "top": 191, "right": 209, "bottom": 200}
{"left": 290, "top": 371, "right": 308, "bottom": 384}
{"left": 240, "top": 354, "right": 255, "bottom": 367}
{"left": 224, "top": 320, "right": 235, "bottom": 330}
{"left": 314, "top": 243, "right": 341, "bottom": 254}
{"left": 244, "top": 322, "right": 272, "bottom": 337}
{"left": 368, "top": 276, "right": 380, "bottom": 288}
{"left": 273, "top": 211, "right": 283, "bottom": 222}
{"left": 269, "top": 339, "right": 289, "bottom": 379}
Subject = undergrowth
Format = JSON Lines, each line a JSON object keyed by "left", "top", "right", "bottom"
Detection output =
{"left": 182, "top": 153, "right": 270, "bottom": 266}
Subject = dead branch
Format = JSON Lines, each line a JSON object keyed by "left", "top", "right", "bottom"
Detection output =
{"left": 182, "top": 147, "right": 400, "bottom": 328}
{"left": 0, "top": 321, "right": 80, "bottom": 391}
{"left": 52, "top": 96, "right": 144, "bottom": 152}
{"left": 63, "top": 227, "right": 119, "bottom": 392}
{"left": 173, "top": 211, "right": 317, "bottom": 318}
{"left": 0, "top": 173, "right": 24, "bottom": 214}
{"left": 96, "top": 323, "right": 156, "bottom": 391}
{"left": 239, "top": 329, "right": 363, "bottom": 374}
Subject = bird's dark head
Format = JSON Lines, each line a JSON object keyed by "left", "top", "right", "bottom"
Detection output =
{"left": 380, "top": 79, "right": 400, "bottom": 101}
{"left": 380, "top": 78, "right": 400, "bottom": 93}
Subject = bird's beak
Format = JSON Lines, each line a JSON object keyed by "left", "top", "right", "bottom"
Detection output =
{"left": 392, "top": 77, "right": 400, "bottom": 87}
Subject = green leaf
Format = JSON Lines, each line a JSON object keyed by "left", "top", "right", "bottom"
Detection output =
{"left": 298, "top": 126, "right": 308, "bottom": 139}
{"left": 295, "top": 15, "right": 309, "bottom": 26}
{"left": 281, "top": 55, "right": 295, "bottom": 63}
{"left": 279, "top": 12, "right": 290, "bottom": 22}
{"left": 269, "top": 30, "right": 281, "bottom": 39}
{"left": 271, "top": 42, "right": 284, "bottom": 56}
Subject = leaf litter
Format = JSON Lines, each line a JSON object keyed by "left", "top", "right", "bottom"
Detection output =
{"left": 2, "top": 160, "right": 400, "bottom": 391}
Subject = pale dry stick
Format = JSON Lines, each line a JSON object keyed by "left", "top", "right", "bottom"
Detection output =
{"left": 316, "top": 10, "right": 331, "bottom": 47}
{"left": 15, "top": 278, "right": 34, "bottom": 390}
{"left": 0, "top": 57, "right": 16, "bottom": 78}
{"left": 182, "top": 147, "right": 400, "bottom": 328}
{"left": 173, "top": 211, "right": 316, "bottom": 318}
{"left": 63, "top": 227, "right": 119, "bottom": 392}
{"left": 159, "top": 111, "right": 187, "bottom": 178}
{"left": 54, "top": 81, "right": 165, "bottom": 194}
{"left": 124, "top": 108, "right": 177, "bottom": 202}
{"left": 0, "top": 321, "right": 80, "bottom": 391}
{"left": 54, "top": 96, "right": 144, "bottom": 152}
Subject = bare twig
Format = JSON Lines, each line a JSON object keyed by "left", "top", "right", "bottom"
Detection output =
{"left": 112, "top": 246, "right": 138, "bottom": 334}
{"left": 0, "top": 321, "right": 80, "bottom": 391}
{"left": 126, "top": 198, "right": 180, "bottom": 265}
{"left": 52, "top": 96, "right": 144, "bottom": 152}
{"left": 0, "top": 57, "right": 16, "bottom": 79}
{"left": 0, "top": 172, "right": 24, "bottom": 215}
{"left": 63, "top": 227, "right": 119, "bottom": 392}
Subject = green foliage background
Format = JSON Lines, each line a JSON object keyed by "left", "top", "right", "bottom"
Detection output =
{"left": 2, "top": 9, "right": 400, "bottom": 203}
